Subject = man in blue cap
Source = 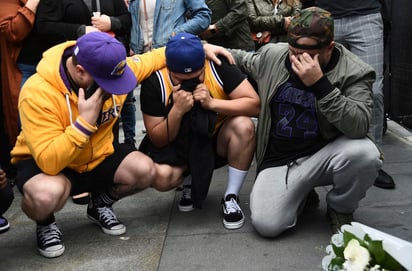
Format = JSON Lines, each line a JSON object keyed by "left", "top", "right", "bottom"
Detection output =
{"left": 139, "top": 33, "right": 260, "bottom": 230}
{"left": 11, "top": 31, "right": 232, "bottom": 258}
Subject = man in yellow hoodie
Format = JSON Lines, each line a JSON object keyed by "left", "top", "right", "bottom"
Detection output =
{"left": 10, "top": 31, "right": 230, "bottom": 258}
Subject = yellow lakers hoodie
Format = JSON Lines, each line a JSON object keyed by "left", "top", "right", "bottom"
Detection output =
{"left": 11, "top": 41, "right": 166, "bottom": 175}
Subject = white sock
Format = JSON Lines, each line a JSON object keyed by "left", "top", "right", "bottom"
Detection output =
{"left": 224, "top": 166, "right": 248, "bottom": 198}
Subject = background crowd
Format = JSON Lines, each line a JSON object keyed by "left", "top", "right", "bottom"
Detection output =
{"left": 0, "top": 0, "right": 396, "bottom": 259}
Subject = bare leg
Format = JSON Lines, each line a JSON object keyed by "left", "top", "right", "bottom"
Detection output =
{"left": 111, "top": 150, "right": 184, "bottom": 196}
{"left": 152, "top": 163, "right": 184, "bottom": 191}
{"left": 216, "top": 116, "right": 256, "bottom": 170}
{"left": 21, "top": 173, "right": 71, "bottom": 222}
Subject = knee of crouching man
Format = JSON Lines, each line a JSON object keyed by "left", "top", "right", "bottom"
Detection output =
{"left": 251, "top": 211, "right": 296, "bottom": 238}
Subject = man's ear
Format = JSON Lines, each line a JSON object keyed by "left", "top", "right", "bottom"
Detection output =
{"left": 74, "top": 64, "right": 92, "bottom": 87}
{"left": 328, "top": 41, "right": 335, "bottom": 50}
{"left": 75, "top": 64, "right": 91, "bottom": 83}
{"left": 75, "top": 64, "right": 87, "bottom": 76}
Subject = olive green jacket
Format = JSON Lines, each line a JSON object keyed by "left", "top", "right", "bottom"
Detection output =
{"left": 230, "top": 43, "right": 378, "bottom": 169}
{"left": 247, "top": 0, "right": 301, "bottom": 41}
{"left": 206, "top": 0, "right": 255, "bottom": 51}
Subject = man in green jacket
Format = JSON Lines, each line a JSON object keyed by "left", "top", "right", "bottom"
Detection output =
{"left": 200, "top": 0, "right": 255, "bottom": 51}
{"left": 230, "top": 7, "right": 383, "bottom": 236}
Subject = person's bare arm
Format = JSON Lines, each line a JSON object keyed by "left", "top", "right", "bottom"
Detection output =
{"left": 193, "top": 79, "right": 260, "bottom": 117}
{"left": 143, "top": 85, "right": 194, "bottom": 147}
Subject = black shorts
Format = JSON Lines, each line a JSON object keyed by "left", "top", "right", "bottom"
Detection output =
{"left": 139, "top": 132, "right": 227, "bottom": 169}
{"left": 14, "top": 143, "right": 136, "bottom": 196}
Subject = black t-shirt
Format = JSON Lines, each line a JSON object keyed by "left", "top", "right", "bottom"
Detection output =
{"left": 140, "top": 56, "right": 247, "bottom": 117}
{"left": 260, "top": 80, "right": 328, "bottom": 170}
{"left": 259, "top": 54, "right": 341, "bottom": 171}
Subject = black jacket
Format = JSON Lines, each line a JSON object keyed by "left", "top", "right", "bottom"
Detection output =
{"left": 36, "top": 0, "right": 131, "bottom": 52}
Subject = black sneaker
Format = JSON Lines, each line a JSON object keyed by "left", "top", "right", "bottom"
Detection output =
{"left": 0, "top": 216, "right": 10, "bottom": 234}
{"left": 178, "top": 185, "right": 194, "bottom": 212}
{"left": 303, "top": 189, "right": 320, "bottom": 212}
{"left": 36, "top": 222, "right": 65, "bottom": 258}
{"left": 87, "top": 202, "right": 126, "bottom": 235}
{"left": 374, "top": 169, "right": 395, "bottom": 189}
{"left": 326, "top": 206, "right": 353, "bottom": 233}
{"left": 221, "top": 194, "right": 245, "bottom": 230}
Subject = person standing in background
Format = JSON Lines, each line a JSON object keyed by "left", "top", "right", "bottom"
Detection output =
{"left": 20, "top": 0, "right": 132, "bottom": 90}
{"left": 300, "top": 0, "right": 315, "bottom": 9}
{"left": 0, "top": 0, "right": 40, "bottom": 162}
{"left": 247, "top": 0, "right": 301, "bottom": 50}
{"left": 316, "top": 0, "right": 395, "bottom": 189}
{"left": 129, "top": 0, "right": 211, "bottom": 54}
{"left": 36, "top": 0, "right": 131, "bottom": 47}
{"left": 200, "top": 0, "right": 255, "bottom": 52}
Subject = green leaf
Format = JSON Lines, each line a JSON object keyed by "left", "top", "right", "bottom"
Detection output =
{"left": 343, "top": 231, "right": 362, "bottom": 246}
{"left": 377, "top": 252, "right": 404, "bottom": 271}
{"left": 332, "top": 243, "right": 344, "bottom": 258}
{"left": 363, "top": 234, "right": 386, "bottom": 262}
{"left": 358, "top": 234, "right": 404, "bottom": 270}
{"left": 329, "top": 256, "right": 345, "bottom": 271}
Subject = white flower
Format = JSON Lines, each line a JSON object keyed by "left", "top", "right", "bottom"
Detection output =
{"left": 342, "top": 239, "right": 370, "bottom": 271}
{"left": 331, "top": 232, "right": 344, "bottom": 247}
{"left": 321, "top": 245, "right": 335, "bottom": 270}
{"left": 369, "top": 265, "right": 382, "bottom": 271}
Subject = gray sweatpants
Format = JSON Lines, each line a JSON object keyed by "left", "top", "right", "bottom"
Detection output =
{"left": 250, "top": 136, "right": 382, "bottom": 237}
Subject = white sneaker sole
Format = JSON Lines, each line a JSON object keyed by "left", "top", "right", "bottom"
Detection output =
{"left": 38, "top": 244, "right": 65, "bottom": 258}
{"left": 0, "top": 222, "right": 10, "bottom": 233}
{"left": 178, "top": 204, "right": 195, "bottom": 212}
{"left": 87, "top": 215, "right": 126, "bottom": 236}
{"left": 223, "top": 216, "right": 245, "bottom": 230}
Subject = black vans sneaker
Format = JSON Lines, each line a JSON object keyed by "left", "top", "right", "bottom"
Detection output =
{"left": 178, "top": 185, "right": 194, "bottom": 212}
{"left": 36, "top": 222, "right": 65, "bottom": 258}
{"left": 0, "top": 216, "right": 10, "bottom": 234}
{"left": 87, "top": 202, "right": 126, "bottom": 235}
{"left": 326, "top": 206, "right": 353, "bottom": 233}
{"left": 221, "top": 194, "right": 245, "bottom": 230}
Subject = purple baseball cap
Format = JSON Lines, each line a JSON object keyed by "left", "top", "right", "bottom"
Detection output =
{"left": 73, "top": 32, "right": 137, "bottom": 95}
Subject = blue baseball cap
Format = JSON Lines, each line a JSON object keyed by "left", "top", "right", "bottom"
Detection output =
{"left": 166, "top": 33, "right": 205, "bottom": 74}
{"left": 74, "top": 32, "right": 137, "bottom": 95}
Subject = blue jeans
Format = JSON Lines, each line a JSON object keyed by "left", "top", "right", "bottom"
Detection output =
{"left": 121, "top": 91, "right": 136, "bottom": 143}
{"left": 17, "top": 63, "right": 37, "bottom": 88}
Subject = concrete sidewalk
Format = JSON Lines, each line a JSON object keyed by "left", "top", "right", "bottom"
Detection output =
{"left": 1, "top": 115, "right": 411, "bottom": 270}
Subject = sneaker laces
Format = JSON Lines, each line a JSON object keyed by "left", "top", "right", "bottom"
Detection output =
{"left": 97, "top": 206, "right": 120, "bottom": 226}
{"left": 181, "top": 186, "right": 191, "bottom": 200}
{"left": 37, "top": 223, "right": 62, "bottom": 246}
{"left": 224, "top": 198, "right": 241, "bottom": 214}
